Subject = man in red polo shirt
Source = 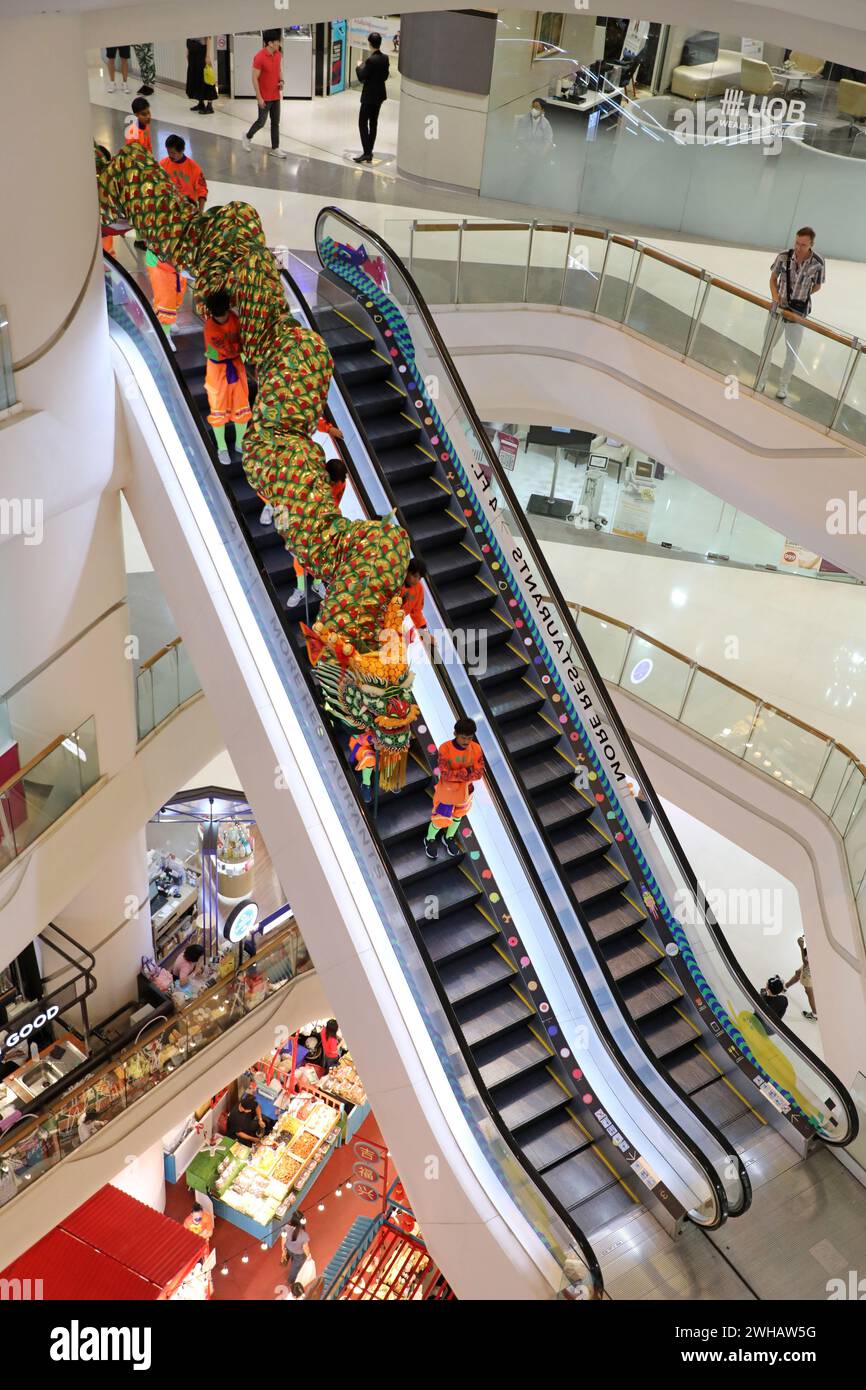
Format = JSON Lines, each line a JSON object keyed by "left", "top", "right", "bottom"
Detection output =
{"left": 160, "top": 135, "right": 208, "bottom": 210}
{"left": 241, "top": 29, "right": 285, "bottom": 157}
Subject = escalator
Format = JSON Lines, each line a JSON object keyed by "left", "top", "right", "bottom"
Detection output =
{"left": 105, "top": 249, "right": 732, "bottom": 1297}
{"left": 302, "top": 207, "right": 858, "bottom": 1164}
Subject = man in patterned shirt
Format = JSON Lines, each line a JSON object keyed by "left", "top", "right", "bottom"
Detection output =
{"left": 768, "top": 226, "right": 825, "bottom": 401}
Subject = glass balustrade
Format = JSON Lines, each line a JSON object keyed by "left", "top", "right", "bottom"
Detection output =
{"left": 0, "top": 718, "right": 99, "bottom": 871}
{"left": 136, "top": 637, "right": 202, "bottom": 740}
{"left": 392, "top": 214, "right": 866, "bottom": 440}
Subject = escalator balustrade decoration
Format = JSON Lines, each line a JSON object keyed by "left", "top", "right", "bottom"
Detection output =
{"left": 95, "top": 143, "right": 417, "bottom": 785}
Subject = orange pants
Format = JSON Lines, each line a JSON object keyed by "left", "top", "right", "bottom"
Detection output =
{"left": 147, "top": 262, "right": 187, "bottom": 328}
{"left": 205, "top": 359, "right": 252, "bottom": 427}
{"left": 431, "top": 782, "right": 473, "bottom": 830}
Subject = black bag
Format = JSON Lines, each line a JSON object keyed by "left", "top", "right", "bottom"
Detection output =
{"left": 785, "top": 251, "right": 811, "bottom": 316}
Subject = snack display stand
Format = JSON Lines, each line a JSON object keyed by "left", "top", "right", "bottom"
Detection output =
{"left": 314, "top": 1054, "right": 369, "bottom": 1141}
{"left": 188, "top": 1091, "right": 343, "bottom": 1245}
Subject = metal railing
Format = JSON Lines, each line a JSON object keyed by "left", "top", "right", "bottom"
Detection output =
{"left": 395, "top": 216, "right": 866, "bottom": 446}
{"left": 0, "top": 921, "right": 311, "bottom": 1209}
{"left": 563, "top": 597, "right": 866, "bottom": 926}
{"left": 136, "top": 636, "right": 202, "bottom": 740}
{"left": 0, "top": 718, "right": 100, "bottom": 872}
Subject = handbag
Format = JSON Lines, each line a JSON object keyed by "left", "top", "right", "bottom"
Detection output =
{"left": 785, "top": 251, "right": 810, "bottom": 316}
{"left": 203, "top": 62, "right": 216, "bottom": 86}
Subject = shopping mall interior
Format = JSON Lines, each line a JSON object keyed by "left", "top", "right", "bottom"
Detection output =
{"left": 2, "top": 0, "right": 866, "bottom": 1344}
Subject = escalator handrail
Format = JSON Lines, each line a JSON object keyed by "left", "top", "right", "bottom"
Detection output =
{"left": 104, "top": 250, "right": 605, "bottom": 1298}
{"left": 282, "top": 268, "right": 736, "bottom": 1227}
{"left": 312, "top": 206, "right": 859, "bottom": 1148}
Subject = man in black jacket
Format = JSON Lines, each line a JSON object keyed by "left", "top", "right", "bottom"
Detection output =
{"left": 354, "top": 32, "right": 389, "bottom": 164}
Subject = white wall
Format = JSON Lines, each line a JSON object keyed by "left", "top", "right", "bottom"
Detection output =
{"left": 110, "top": 1140, "right": 166, "bottom": 1212}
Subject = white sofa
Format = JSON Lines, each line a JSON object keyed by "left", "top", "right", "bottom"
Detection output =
{"left": 670, "top": 47, "right": 741, "bottom": 100}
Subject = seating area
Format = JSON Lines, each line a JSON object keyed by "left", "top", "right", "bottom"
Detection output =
{"left": 670, "top": 46, "right": 742, "bottom": 100}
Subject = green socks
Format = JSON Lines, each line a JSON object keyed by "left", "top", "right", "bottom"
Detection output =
{"left": 445, "top": 820, "right": 460, "bottom": 840}
{"left": 213, "top": 424, "right": 227, "bottom": 451}
{"left": 425, "top": 822, "right": 439, "bottom": 842}
{"left": 235, "top": 421, "right": 248, "bottom": 453}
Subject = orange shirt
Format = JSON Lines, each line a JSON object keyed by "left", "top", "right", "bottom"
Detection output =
{"left": 330, "top": 478, "right": 346, "bottom": 507}
{"left": 125, "top": 119, "right": 152, "bottom": 153}
{"left": 401, "top": 580, "right": 426, "bottom": 630}
{"left": 436, "top": 739, "right": 484, "bottom": 801}
{"left": 160, "top": 154, "right": 207, "bottom": 205}
{"left": 204, "top": 311, "right": 242, "bottom": 361}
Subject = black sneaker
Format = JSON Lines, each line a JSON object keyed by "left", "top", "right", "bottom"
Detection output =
{"left": 137, "top": 85, "right": 154, "bottom": 96}
{"left": 443, "top": 836, "right": 461, "bottom": 858}
{"left": 423, "top": 836, "right": 439, "bottom": 860}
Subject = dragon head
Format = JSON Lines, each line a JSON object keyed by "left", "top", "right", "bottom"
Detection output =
{"left": 303, "top": 599, "right": 419, "bottom": 789}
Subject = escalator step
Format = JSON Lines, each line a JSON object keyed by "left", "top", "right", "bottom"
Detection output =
{"left": 456, "top": 983, "right": 533, "bottom": 1048}
{"left": 378, "top": 444, "right": 437, "bottom": 485}
{"left": 495, "top": 1071, "right": 569, "bottom": 1132}
{"left": 640, "top": 1013, "right": 701, "bottom": 1061}
{"left": 394, "top": 478, "right": 451, "bottom": 517}
{"left": 486, "top": 679, "right": 545, "bottom": 723}
{"left": 531, "top": 785, "right": 595, "bottom": 830}
{"left": 420, "top": 906, "right": 499, "bottom": 964}
{"left": 349, "top": 380, "right": 407, "bottom": 418}
{"left": 582, "top": 895, "right": 647, "bottom": 941}
{"left": 244, "top": 514, "right": 284, "bottom": 548}
{"left": 375, "top": 789, "right": 433, "bottom": 844}
{"left": 474, "top": 1031, "right": 552, "bottom": 1090}
{"left": 502, "top": 716, "right": 561, "bottom": 759}
{"left": 365, "top": 413, "right": 421, "bottom": 451}
{"left": 691, "top": 1074, "right": 754, "bottom": 1130}
{"left": 319, "top": 322, "right": 374, "bottom": 355}
{"left": 439, "top": 946, "right": 514, "bottom": 1006}
{"left": 425, "top": 545, "right": 481, "bottom": 584}
{"left": 519, "top": 751, "right": 578, "bottom": 794}
{"left": 390, "top": 837, "right": 462, "bottom": 885}
{"left": 411, "top": 513, "right": 468, "bottom": 552}
{"left": 473, "top": 642, "right": 529, "bottom": 687}
{"left": 565, "top": 858, "right": 629, "bottom": 905}
{"left": 520, "top": 1112, "right": 590, "bottom": 1172}
{"left": 619, "top": 975, "right": 682, "bottom": 1020}
{"left": 332, "top": 347, "right": 392, "bottom": 387}
{"left": 378, "top": 753, "right": 431, "bottom": 799}
{"left": 435, "top": 577, "right": 500, "bottom": 620}
{"left": 548, "top": 821, "right": 608, "bottom": 868}
{"left": 572, "top": 1182, "right": 638, "bottom": 1237}
{"left": 404, "top": 864, "right": 481, "bottom": 922}
{"left": 664, "top": 1046, "right": 719, "bottom": 1093}
{"left": 260, "top": 547, "right": 298, "bottom": 582}
{"left": 602, "top": 936, "right": 664, "bottom": 982}
{"left": 544, "top": 1148, "right": 622, "bottom": 1212}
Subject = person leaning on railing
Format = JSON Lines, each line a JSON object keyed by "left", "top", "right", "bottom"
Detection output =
{"left": 768, "top": 226, "right": 825, "bottom": 401}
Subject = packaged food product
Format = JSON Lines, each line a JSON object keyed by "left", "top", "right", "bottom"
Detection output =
{"left": 289, "top": 1130, "right": 317, "bottom": 1161}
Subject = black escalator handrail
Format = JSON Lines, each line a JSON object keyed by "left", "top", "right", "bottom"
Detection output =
{"left": 105, "top": 251, "right": 604, "bottom": 1299}
{"left": 285, "top": 270, "right": 731, "bottom": 1227}
{"left": 312, "top": 206, "right": 859, "bottom": 1148}
{"left": 285, "top": 269, "right": 737, "bottom": 1227}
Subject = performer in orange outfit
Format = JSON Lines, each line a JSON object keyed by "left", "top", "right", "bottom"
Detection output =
{"left": 348, "top": 729, "right": 376, "bottom": 803}
{"left": 145, "top": 250, "right": 187, "bottom": 344}
{"left": 202, "top": 289, "right": 252, "bottom": 464}
{"left": 285, "top": 449, "right": 346, "bottom": 608}
{"left": 424, "top": 718, "right": 485, "bottom": 859}
{"left": 124, "top": 96, "right": 152, "bottom": 152}
{"left": 160, "top": 135, "right": 208, "bottom": 210}
{"left": 401, "top": 557, "right": 427, "bottom": 633}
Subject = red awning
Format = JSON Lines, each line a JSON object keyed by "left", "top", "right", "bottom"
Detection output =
{"left": 62, "top": 1186, "right": 206, "bottom": 1290}
{"left": 0, "top": 1185, "right": 207, "bottom": 1301}
{"left": 1, "top": 1229, "right": 161, "bottom": 1301}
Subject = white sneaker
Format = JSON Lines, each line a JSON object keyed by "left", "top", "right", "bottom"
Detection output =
{"left": 313, "top": 580, "right": 327, "bottom": 600}
{"left": 287, "top": 589, "right": 306, "bottom": 609}
{"left": 260, "top": 505, "right": 274, "bottom": 526}
{"left": 107, "top": 82, "right": 117, "bottom": 93}
{"left": 216, "top": 448, "right": 231, "bottom": 466}
{"left": 776, "top": 386, "right": 789, "bottom": 400}
{"left": 122, "top": 82, "right": 131, "bottom": 93}
{"left": 268, "top": 146, "right": 287, "bottom": 159}
{"left": 242, "top": 136, "right": 253, "bottom": 152}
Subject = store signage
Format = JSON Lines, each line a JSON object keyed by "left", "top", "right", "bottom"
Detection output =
{"left": 629, "top": 658, "right": 653, "bottom": 685}
{"left": 353, "top": 1140, "right": 380, "bottom": 1164}
{"left": 224, "top": 900, "right": 259, "bottom": 943}
{"left": 495, "top": 431, "right": 519, "bottom": 473}
{"left": 348, "top": 16, "right": 400, "bottom": 47}
{"left": 353, "top": 1161, "right": 380, "bottom": 1183}
{"left": 353, "top": 1182, "right": 380, "bottom": 1203}
{"left": 0, "top": 1004, "right": 59, "bottom": 1056}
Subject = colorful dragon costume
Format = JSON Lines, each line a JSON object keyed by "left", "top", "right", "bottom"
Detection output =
{"left": 96, "top": 142, "right": 417, "bottom": 786}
